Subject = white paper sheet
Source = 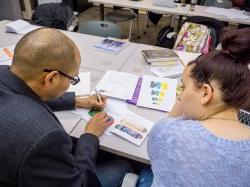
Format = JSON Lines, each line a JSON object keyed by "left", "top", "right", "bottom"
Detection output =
{"left": 38, "top": 0, "right": 62, "bottom": 5}
{"left": 68, "top": 72, "right": 91, "bottom": 96}
{"left": 137, "top": 75, "right": 178, "bottom": 112}
{"left": 6, "top": 20, "right": 40, "bottom": 35}
{"left": 71, "top": 98, "right": 128, "bottom": 121}
{"left": 173, "top": 50, "right": 201, "bottom": 66}
{"left": 95, "top": 70, "right": 139, "bottom": 100}
{"left": 149, "top": 62, "right": 184, "bottom": 78}
{"left": 205, "top": 7, "right": 250, "bottom": 20}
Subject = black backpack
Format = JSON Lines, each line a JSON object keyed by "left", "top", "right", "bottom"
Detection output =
{"left": 155, "top": 25, "right": 176, "bottom": 49}
{"left": 31, "top": 3, "right": 73, "bottom": 30}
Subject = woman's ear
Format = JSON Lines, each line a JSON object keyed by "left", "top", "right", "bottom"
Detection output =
{"left": 200, "top": 84, "right": 213, "bottom": 105}
{"left": 44, "top": 71, "right": 59, "bottom": 88}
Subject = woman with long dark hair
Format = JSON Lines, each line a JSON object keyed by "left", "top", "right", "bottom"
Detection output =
{"left": 137, "top": 28, "right": 250, "bottom": 187}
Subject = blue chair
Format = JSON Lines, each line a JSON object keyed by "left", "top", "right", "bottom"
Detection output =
{"left": 78, "top": 21, "right": 122, "bottom": 38}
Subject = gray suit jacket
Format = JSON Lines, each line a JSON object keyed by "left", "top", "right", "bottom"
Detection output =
{"left": 0, "top": 66, "right": 101, "bottom": 187}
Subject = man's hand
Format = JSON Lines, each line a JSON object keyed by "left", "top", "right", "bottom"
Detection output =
{"left": 85, "top": 112, "right": 114, "bottom": 137}
{"left": 75, "top": 94, "right": 107, "bottom": 109}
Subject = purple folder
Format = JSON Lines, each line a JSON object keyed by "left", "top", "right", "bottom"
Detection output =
{"left": 126, "top": 77, "right": 142, "bottom": 105}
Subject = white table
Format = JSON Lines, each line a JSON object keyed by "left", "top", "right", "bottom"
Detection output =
{"left": 89, "top": 0, "right": 190, "bottom": 20}
{"left": 55, "top": 111, "right": 82, "bottom": 134}
{"left": 187, "top": 5, "right": 250, "bottom": 25}
{"left": 120, "top": 43, "right": 158, "bottom": 76}
{"left": 71, "top": 65, "right": 166, "bottom": 164}
{"left": 89, "top": 0, "right": 250, "bottom": 26}
{"left": 0, "top": 21, "right": 167, "bottom": 164}
{"left": 59, "top": 31, "right": 139, "bottom": 72}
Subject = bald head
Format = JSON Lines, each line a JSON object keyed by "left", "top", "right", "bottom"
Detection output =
{"left": 12, "top": 28, "right": 80, "bottom": 80}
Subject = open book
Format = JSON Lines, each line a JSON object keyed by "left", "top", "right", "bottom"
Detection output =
{"left": 6, "top": 20, "right": 40, "bottom": 35}
{"left": 93, "top": 38, "right": 128, "bottom": 54}
{"left": 95, "top": 71, "right": 178, "bottom": 112}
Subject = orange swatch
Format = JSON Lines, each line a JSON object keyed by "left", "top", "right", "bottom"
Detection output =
{"left": 3, "top": 48, "right": 13, "bottom": 58}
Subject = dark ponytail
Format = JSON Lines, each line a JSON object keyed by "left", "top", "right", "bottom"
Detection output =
{"left": 188, "top": 28, "right": 250, "bottom": 110}
{"left": 221, "top": 28, "right": 250, "bottom": 65}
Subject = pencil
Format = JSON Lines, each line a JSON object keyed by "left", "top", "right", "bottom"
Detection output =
{"left": 95, "top": 88, "right": 102, "bottom": 103}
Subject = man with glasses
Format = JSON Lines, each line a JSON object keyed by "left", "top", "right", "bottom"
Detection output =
{"left": 0, "top": 28, "right": 132, "bottom": 187}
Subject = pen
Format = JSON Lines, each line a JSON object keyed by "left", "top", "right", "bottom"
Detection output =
{"left": 95, "top": 88, "right": 102, "bottom": 103}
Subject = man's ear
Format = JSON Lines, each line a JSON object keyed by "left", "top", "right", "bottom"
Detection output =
{"left": 200, "top": 84, "right": 213, "bottom": 105}
{"left": 44, "top": 71, "right": 60, "bottom": 87}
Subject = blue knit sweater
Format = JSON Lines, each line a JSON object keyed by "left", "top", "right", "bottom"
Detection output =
{"left": 147, "top": 118, "right": 250, "bottom": 187}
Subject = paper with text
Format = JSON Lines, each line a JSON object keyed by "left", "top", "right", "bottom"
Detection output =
{"left": 149, "top": 62, "right": 184, "bottom": 78}
{"left": 95, "top": 70, "right": 139, "bottom": 100}
{"left": 173, "top": 50, "right": 201, "bottom": 66}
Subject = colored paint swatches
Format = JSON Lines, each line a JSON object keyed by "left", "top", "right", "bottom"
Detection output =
{"left": 115, "top": 124, "right": 143, "bottom": 139}
{"left": 137, "top": 75, "right": 178, "bottom": 112}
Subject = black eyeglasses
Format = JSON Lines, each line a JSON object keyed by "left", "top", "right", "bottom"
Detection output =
{"left": 44, "top": 69, "right": 80, "bottom": 85}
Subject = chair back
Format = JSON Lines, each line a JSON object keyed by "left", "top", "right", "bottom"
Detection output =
{"left": 79, "top": 21, "right": 122, "bottom": 38}
{"left": 239, "top": 110, "right": 250, "bottom": 126}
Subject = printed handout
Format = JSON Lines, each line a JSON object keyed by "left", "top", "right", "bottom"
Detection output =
{"left": 95, "top": 70, "right": 139, "bottom": 100}
{"left": 137, "top": 75, "right": 178, "bottom": 112}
